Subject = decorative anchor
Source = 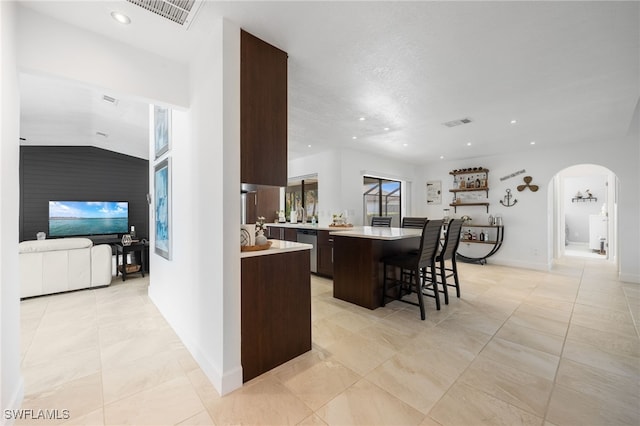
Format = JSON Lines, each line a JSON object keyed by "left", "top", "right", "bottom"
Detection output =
{"left": 500, "top": 189, "right": 518, "bottom": 207}
{"left": 517, "top": 176, "right": 539, "bottom": 192}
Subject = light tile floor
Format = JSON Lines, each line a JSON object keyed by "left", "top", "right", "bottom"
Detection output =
{"left": 18, "top": 257, "right": 639, "bottom": 425}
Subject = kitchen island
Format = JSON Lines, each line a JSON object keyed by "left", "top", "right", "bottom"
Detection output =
{"left": 331, "top": 226, "right": 422, "bottom": 309}
{"left": 240, "top": 240, "right": 312, "bottom": 382}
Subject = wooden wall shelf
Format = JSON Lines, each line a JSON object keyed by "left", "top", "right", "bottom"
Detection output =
{"left": 449, "top": 202, "right": 490, "bottom": 213}
{"left": 572, "top": 197, "right": 597, "bottom": 203}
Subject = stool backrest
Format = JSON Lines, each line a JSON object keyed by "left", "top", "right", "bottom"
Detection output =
{"left": 371, "top": 216, "right": 393, "bottom": 227}
{"left": 417, "top": 220, "right": 444, "bottom": 267}
{"left": 402, "top": 217, "right": 428, "bottom": 229}
{"left": 439, "top": 219, "right": 464, "bottom": 261}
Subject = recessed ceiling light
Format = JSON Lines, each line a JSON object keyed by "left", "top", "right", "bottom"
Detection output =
{"left": 510, "top": 119, "right": 518, "bottom": 124}
{"left": 384, "top": 127, "right": 390, "bottom": 131}
{"left": 352, "top": 136, "right": 357, "bottom": 140}
{"left": 530, "top": 141, "right": 536, "bottom": 145}
{"left": 440, "top": 155, "right": 445, "bottom": 159}
{"left": 307, "top": 144, "right": 311, "bottom": 148}
{"left": 466, "top": 142, "right": 472, "bottom": 146}
{"left": 359, "top": 117, "right": 366, "bottom": 121}
{"left": 111, "top": 11, "right": 131, "bottom": 25}
{"left": 403, "top": 143, "right": 408, "bottom": 147}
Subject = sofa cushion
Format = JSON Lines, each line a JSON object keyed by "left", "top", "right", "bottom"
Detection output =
{"left": 19, "top": 238, "right": 93, "bottom": 254}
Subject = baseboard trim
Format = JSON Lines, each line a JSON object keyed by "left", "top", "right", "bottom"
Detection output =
{"left": 489, "top": 258, "right": 548, "bottom": 271}
{"left": 148, "top": 291, "right": 243, "bottom": 397}
{"left": 618, "top": 273, "right": 640, "bottom": 284}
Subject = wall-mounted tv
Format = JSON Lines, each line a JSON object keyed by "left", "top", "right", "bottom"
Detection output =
{"left": 48, "top": 201, "right": 129, "bottom": 237}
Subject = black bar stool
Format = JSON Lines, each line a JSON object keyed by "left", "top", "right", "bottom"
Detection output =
{"left": 435, "top": 219, "right": 464, "bottom": 304}
{"left": 381, "top": 220, "right": 443, "bottom": 320}
{"left": 371, "top": 216, "right": 393, "bottom": 227}
{"left": 401, "top": 217, "right": 428, "bottom": 229}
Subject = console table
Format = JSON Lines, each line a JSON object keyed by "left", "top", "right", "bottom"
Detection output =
{"left": 115, "top": 242, "right": 148, "bottom": 281}
{"left": 456, "top": 224, "right": 504, "bottom": 265}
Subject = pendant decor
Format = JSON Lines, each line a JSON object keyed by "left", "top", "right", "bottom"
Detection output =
{"left": 517, "top": 176, "right": 539, "bottom": 192}
{"left": 499, "top": 189, "right": 518, "bottom": 207}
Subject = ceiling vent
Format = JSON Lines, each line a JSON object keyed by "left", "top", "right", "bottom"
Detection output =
{"left": 102, "top": 95, "right": 118, "bottom": 105}
{"left": 442, "top": 117, "right": 473, "bottom": 128}
{"left": 96, "top": 131, "right": 109, "bottom": 138}
{"left": 126, "top": 0, "right": 203, "bottom": 28}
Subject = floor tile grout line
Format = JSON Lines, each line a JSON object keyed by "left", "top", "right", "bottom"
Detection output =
{"left": 425, "top": 270, "right": 574, "bottom": 423}
{"left": 541, "top": 260, "right": 584, "bottom": 426}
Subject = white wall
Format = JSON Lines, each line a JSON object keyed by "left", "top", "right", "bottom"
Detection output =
{"left": 418, "top": 134, "right": 639, "bottom": 282}
{"left": 13, "top": 7, "right": 243, "bottom": 396}
{"left": 16, "top": 7, "right": 188, "bottom": 108}
{"left": 289, "top": 149, "right": 421, "bottom": 226}
{"left": 289, "top": 150, "right": 342, "bottom": 226}
{"left": 147, "top": 18, "right": 242, "bottom": 395}
{"left": 0, "top": 2, "right": 24, "bottom": 420}
{"left": 563, "top": 174, "right": 607, "bottom": 243}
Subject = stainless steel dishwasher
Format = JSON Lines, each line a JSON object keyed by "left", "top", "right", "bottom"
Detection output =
{"left": 296, "top": 229, "right": 317, "bottom": 273}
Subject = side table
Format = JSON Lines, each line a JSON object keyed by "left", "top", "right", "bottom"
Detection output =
{"left": 116, "top": 242, "right": 149, "bottom": 281}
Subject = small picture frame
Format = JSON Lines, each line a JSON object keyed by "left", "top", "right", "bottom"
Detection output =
{"left": 154, "top": 105, "right": 171, "bottom": 159}
{"left": 154, "top": 157, "right": 171, "bottom": 260}
{"left": 426, "top": 180, "right": 442, "bottom": 205}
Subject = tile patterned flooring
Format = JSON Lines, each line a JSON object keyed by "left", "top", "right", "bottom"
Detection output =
{"left": 18, "top": 257, "right": 639, "bottom": 425}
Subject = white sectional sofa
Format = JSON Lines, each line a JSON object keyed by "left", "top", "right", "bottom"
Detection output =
{"left": 19, "top": 238, "right": 113, "bottom": 298}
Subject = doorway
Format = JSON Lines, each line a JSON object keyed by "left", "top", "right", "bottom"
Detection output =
{"left": 551, "top": 164, "right": 617, "bottom": 262}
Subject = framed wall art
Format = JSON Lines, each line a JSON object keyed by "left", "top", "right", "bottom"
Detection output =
{"left": 154, "top": 157, "right": 172, "bottom": 260}
{"left": 426, "top": 180, "right": 442, "bottom": 205}
{"left": 154, "top": 105, "right": 171, "bottom": 159}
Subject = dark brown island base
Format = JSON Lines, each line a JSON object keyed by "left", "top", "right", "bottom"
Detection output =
{"left": 331, "top": 226, "right": 422, "bottom": 310}
{"left": 240, "top": 240, "right": 312, "bottom": 382}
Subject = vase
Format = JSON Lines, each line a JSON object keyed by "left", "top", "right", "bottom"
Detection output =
{"left": 121, "top": 234, "right": 133, "bottom": 246}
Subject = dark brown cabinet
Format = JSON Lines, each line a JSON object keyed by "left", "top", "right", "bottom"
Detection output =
{"left": 241, "top": 250, "right": 311, "bottom": 382}
{"left": 241, "top": 30, "right": 288, "bottom": 187}
{"left": 317, "top": 230, "right": 334, "bottom": 278}
{"left": 267, "top": 226, "right": 297, "bottom": 242}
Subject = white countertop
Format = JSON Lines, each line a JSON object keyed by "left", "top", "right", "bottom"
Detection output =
{"left": 240, "top": 239, "right": 312, "bottom": 259}
{"left": 329, "top": 226, "right": 422, "bottom": 240}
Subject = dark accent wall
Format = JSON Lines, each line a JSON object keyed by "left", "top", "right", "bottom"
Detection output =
{"left": 20, "top": 146, "right": 149, "bottom": 242}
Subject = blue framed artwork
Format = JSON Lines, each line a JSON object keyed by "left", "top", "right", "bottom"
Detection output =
{"left": 154, "top": 105, "right": 171, "bottom": 159}
{"left": 154, "top": 157, "right": 171, "bottom": 260}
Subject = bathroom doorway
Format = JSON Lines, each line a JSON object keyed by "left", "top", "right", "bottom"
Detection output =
{"left": 551, "top": 164, "right": 617, "bottom": 262}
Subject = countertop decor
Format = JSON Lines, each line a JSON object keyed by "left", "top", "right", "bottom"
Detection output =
{"left": 240, "top": 241, "right": 272, "bottom": 252}
{"left": 240, "top": 239, "right": 312, "bottom": 259}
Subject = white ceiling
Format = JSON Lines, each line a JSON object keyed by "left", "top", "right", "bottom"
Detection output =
{"left": 18, "top": 1, "right": 640, "bottom": 164}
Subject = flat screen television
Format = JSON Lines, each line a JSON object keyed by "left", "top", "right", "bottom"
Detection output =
{"left": 48, "top": 201, "right": 129, "bottom": 237}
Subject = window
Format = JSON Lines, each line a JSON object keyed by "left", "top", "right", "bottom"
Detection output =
{"left": 363, "top": 176, "right": 402, "bottom": 227}
{"left": 285, "top": 178, "right": 318, "bottom": 220}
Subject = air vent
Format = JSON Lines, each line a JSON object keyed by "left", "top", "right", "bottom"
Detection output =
{"left": 127, "top": 0, "right": 203, "bottom": 28}
{"left": 442, "top": 117, "right": 473, "bottom": 128}
{"left": 102, "top": 95, "right": 118, "bottom": 104}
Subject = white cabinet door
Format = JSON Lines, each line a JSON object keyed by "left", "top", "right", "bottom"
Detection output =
{"left": 589, "top": 215, "right": 608, "bottom": 251}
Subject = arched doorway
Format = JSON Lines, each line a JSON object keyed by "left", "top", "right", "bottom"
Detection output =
{"left": 550, "top": 164, "right": 617, "bottom": 262}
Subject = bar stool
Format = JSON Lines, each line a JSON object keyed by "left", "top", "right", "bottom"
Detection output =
{"left": 435, "top": 219, "right": 464, "bottom": 304}
{"left": 401, "top": 217, "right": 428, "bottom": 229}
{"left": 381, "top": 220, "right": 443, "bottom": 320}
{"left": 371, "top": 216, "right": 393, "bottom": 227}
